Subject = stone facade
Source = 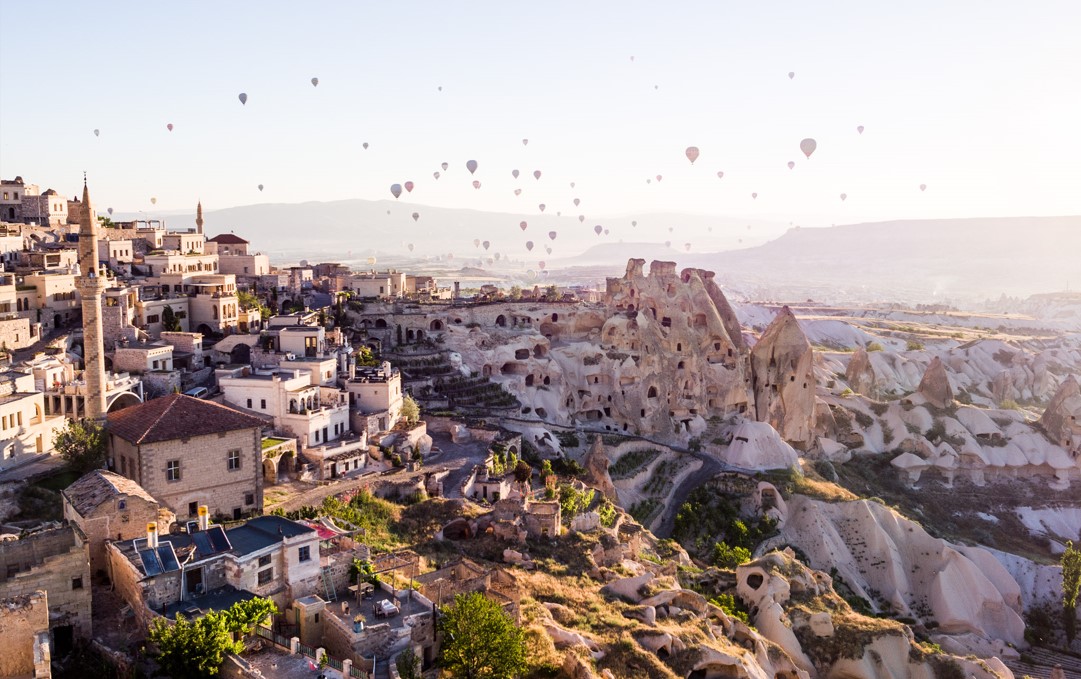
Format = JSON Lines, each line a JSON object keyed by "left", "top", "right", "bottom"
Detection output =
{"left": 61, "top": 470, "right": 163, "bottom": 574}
{"left": 0, "top": 591, "right": 51, "bottom": 678}
{"left": 0, "top": 525, "right": 93, "bottom": 644}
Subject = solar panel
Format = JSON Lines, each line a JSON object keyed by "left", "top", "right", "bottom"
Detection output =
{"left": 139, "top": 548, "right": 163, "bottom": 576}
{"left": 158, "top": 544, "right": 180, "bottom": 573}
{"left": 207, "top": 526, "right": 231, "bottom": 552}
{"left": 191, "top": 530, "right": 214, "bottom": 557}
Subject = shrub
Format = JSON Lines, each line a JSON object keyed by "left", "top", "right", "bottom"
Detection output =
{"left": 906, "top": 340, "right": 925, "bottom": 351}
{"left": 814, "top": 459, "right": 838, "bottom": 482}
{"left": 711, "top": 541, "right": 752, "bottom": 568}
{"left": 866, "top": 342, "right": 884, "bottom": 352}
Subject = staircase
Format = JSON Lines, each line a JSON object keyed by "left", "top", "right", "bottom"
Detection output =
{"left": 1004, "top": 648, "right": 1081, "bottom": 679}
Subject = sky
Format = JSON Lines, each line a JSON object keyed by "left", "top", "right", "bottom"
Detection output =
{"left": 2, "top": 1, "right": 1081, "bottom": 228}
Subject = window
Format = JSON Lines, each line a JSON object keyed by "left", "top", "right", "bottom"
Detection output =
{"left": 117, "top": 499, "right": 127, "bottom": 510}
{"left": 246, "top": 398, "right": 252, "bottom": 409}
{"left": 146, "top": 314, "right": 160, "bottom": 324}
{"left": 227, "top": 449, "right": 241, "bottom": 471}
{"left": 258, "top": 554, "right": 271, "bottom": 567}
{"left": 260, "top": 399, "right": 266, "bottom": 410}
{"left": 245, "top": 492, "right": 254, "bottom": 505}
{"left": 298, "top": 546, "right": 311, "bottom": 562}
{"left": 167, "top": 460, "right": 180, "bottom": 482}
{"left": 71, "top": 577, "right": 83, "bottom": 590}
{"left": 257, "top": 568, "right": 272, "bottom": 585}
{"left": 189, "top": 501, "right": 198, "bottom": 516}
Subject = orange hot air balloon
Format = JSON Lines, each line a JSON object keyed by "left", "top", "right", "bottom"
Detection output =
{"left": 466, "top": 160, "right": 478, "bottom": 174}
{"left": 520, "top": 221, "right": 528, "bottom": 231}
{"left": 800, "top": 138, "right": 817, "bottom": 158}
{"left": 390, "top": 184, "right": 402, "bottom": 199}
{"left": 685, "top": 146, "right": 700, "bottom": 164}
{"left": 404, "top": 181, "right": 414, "bottom": 193}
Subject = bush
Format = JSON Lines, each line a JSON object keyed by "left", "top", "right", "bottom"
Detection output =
{"left": 906, "top": 340, "right": 925, "bottom": 351}
{"left": 814, "top": 459, "right": 838, "bottom": 482}
{"left": 710, "top": 593, "right": 749, "bottom": 622}
{"left": 866, "top": 342, "right": 884, "bottom": 352}
{"left": 711, "top": 541, "right": 752, "bottom": 568}
{"left": 555, "top": 431, "right": 580, "bottom": 449}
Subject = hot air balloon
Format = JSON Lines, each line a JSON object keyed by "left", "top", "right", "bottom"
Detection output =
{"left": 631, "top": 220, "right": 637, "bottom": 227}
{"left": 93, "top": 129, "right": 100, "bottom": 137}
{"left": 522, "top": 139, "right": 528, "bottom": 146}
{"left": 494, "top": 253, "right": 501, "bottom": 261}
{"left": 466, "top": 160, "right": 478, "bottom": 174}
{"left": 363, "top": 142, "right": 369, "bottom": 150}
{"left": 433, "top": 172, "right": 441, "bottom": 180}
{"left": 107, "top": 207, "right": 113, "bottom": 215}
{"left": 570, "top": 182, "right": 575, "bottom": 188}
{"left": 474, "top": 239, "right": 481, "bottom": 248}
{"left": 412, "top": 212, "right": 420, "bottom": 222}
{"left": 514, "top": 189, "right": 522, "bottom": 196}
{"left": 556, "top": 211, "right": 561, "bottom": 217}
{"left": 311, "top": 77, "right": 319, "bottom": 87}
{"left": 839, "top": 193, "right": 847, "bottom": 201}
{"left": 919, "top": 184, "right": 927, "bottom": 191}
{"left": 538, "top": 261, "right": 546, "bottom": 270}
{"left": 578, "top": 215, "right": 585, "bottom": 223}
{"left": 716, "top": 171, "right": 724, "bottom": 179}
{"left": 441, "top": 162, "right": 448, "bottom": 171}
{"left": 526, "top": 270, "right": 536, "bottom": 280}
{"left": 684, "top": 243, "right": 691, "bottom": 252}
{"left": 594, "top": 225, "right": 603, "bottom": 235}
{"left": 668, "top": 227, "right": 674, "bottom": 233}
{"left": 437, "top": 86, "right": 442, "bottom": 92}
{"left": 258, "top": 184, "right": 264, "bottom": 191}
{"left": 548, "top": 231, "right": 557, "bottom": 241}
{"left": 483, "top": 241, "right": 490, "bottom": 250}
{"left": 800, "top": 138, "right": 817, "bottom": 158}
{"left": 538, "top": 204, "right": 545, "bottom": 212}
{"left": 512, "top": 169, "right": 520, "bottom": 179}
{"left": 857, "top": 125, "right": 865, "bottom": 134}
{"left": 573, "top": 198, "right": 580, "bottom": 207}
{"left": 788, "top": 72, "right": 795, "bottom": 80}
{"left": 472, "top": 180, "right": 481, "bottom": 189}
{"left": 656, "top": 175, "right": 663, "bottom": 182}
{"left": 646, "top": 179, "right": 651, "bottom": 184}
{"left": 167, "top": 123, "right": 174, "bottom": 132}
{"left": 787, "top": 161, "right": 795, "bottom": 170}
{"left": 685, "top": 146, "right": 700, "bottom": 164}
{"left": 404, "top": 181, "right": 414, "bottom": 193}
{"left": 604, "top": 229, "right": 610, "bottom": 236}
{"left": 545, "top": 247, "right": 552, "bottom": 255}
{"left": 239, "top": 93, "right": 247, "bottom": 105}
{"left": 367, "top": 257, "right": 377, "bottom": 265}
{"left": 526, "top": 241, "right": 534, "bottom": 251}
{"left": 150, "top": 197, "right": 157, "bottom": 205}
{"left": 408, "top": 243, "right": 414, "bottom": 251}
{"left": 520, "top": 221, "right": 528, "bottom": 231}
{"left": 532, "top": 170, "right": 542, "bottom": 181}
{"left": 390, "top": 184, "right": 403, "bottom": 199}
{"left": 751, "top": 192, "right": 758, "bottom": 199}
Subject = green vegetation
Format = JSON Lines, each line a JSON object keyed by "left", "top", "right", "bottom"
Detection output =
{"left": 261, "top": 436, "right": 289, "bottom": 451}
{"left": 147, "top": 598, "right": 278, "bottom": 678}
{"left": 236, "top": 289, "right": 270, "bottom": 321}
{"left": 396, "top": 648, "right": 421, "bottom": 679}
{"left": 597, "top": 500, "right": 617, "bottom": 528}
{"left": 1063, "top": 541, "right": 1081, "bottom": 642}
{"left": 555, "top": 431, "right": 580, "bottom": 449}
{"left": 274, "top": 489, "right": 402, "bottom": 551}
{"left": 53, "top": 418, "right": 107, "bottom": 475}
{"left": 710, "top": 593, "right": 749, "bottom": 622}
{"left": 906, "top": 340, "right": 925, "bottom": 351}
{"left": 608, "top": 448, "right": 660, "bottom": 479}
{"left": 439, "top": 592, "right": 526, "bottom": 679}
{"left": 401, "top": 394, "right": 421, "bottom": 425}
{"left": 866, "top": 342, "right": 884, "bottom": 352}
{"left": 162, "top": 304, "right": 182, "bottom": 332}
{"left": 711, "top": 541, "right": 752, "bottom": 568}
{"left": 558, "top": 484, "right": 596, "bottom": 522}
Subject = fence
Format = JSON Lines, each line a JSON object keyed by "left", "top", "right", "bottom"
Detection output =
{"left": 254, "top": 626, "right": 370, "bottom": 678}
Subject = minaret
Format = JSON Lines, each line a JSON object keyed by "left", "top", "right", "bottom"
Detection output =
{"left": 75, "top": 176, "right": 108, "bottom": 420}
{"left": 196, "top": 201, "right": 204, "bottom": 234}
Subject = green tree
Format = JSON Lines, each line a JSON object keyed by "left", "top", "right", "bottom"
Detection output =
{"left": 1063, "top": 540, "right": 1081, "bottom": 642}
{"left": 396, "top": 648, "right": 421, "bottom": 679}
{"left": 97, "top": 215, "right": 116, "bottom": 228}
{"left": 545, "top": 285, "right": 558, "bottom": 300}
{"left": 711, "top": 541, "right": 752, "bottom": 569}
{"left": 222, "top": 597, "right": 278, "bottom": 637}
{"left": 53, "top": 418, "right": 107, "bottom": 474}
{"left": 508, "top": 285, "right": 522, "bottom": 301}
{"left": 401, "top": 394, "right": 420, "bottom": 425}
{"left": 512, "top": 460, "right": 532, "bottom": 494}
{"left": 439, "top": 592, "right": 526, "bottom": 679}
{"left": 147, "top": 610, "right": 241, "bottom": 678}
{"left": 356, "top": 345, "right": 379, "bottom": 367}
{"left": 237, "top": 289, "right": 271, "bottom": 321}
{"left": 162, "top": 304, "right": 182, "bottom": 332}
{"left": 539, "top": 459, "right": 554, "bottom": 483}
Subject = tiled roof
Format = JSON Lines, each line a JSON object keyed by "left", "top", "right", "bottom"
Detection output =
{"left": 106, "top": 393, "right": 266, "bottom": 444}
{"left": 61, "top": 470, "right": 158, "bottom": 517}
{"left": 207, "top": 233, "right": 249, "bottom": 245}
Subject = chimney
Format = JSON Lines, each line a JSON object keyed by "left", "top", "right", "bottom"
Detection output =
{"left": 198, "top": 505, "right": 209, "bottom": 531}
{"left": 146, "top": 522, "right": 159, "bottom": 549}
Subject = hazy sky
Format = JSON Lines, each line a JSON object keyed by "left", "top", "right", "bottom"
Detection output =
{"left": 2, "top": 1, "right": 1080, "bottom": 227}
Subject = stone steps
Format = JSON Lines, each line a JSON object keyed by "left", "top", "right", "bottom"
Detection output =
{"left": 1005, "top": 647, "right": 1081, "bottom": 679}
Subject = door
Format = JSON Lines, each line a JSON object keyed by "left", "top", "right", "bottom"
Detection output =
{"left": 186, "top": 567, "right": 204, "bottom": 597}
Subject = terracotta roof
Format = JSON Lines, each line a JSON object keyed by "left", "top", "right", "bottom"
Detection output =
{"left": 61, "top": 470, "right": 157, "bottom": 517}
{"left": 207, "top": 233, "right": 249, "bottom": 245}
{"left": 106, "top": 393, "right": 266, "bottom": 445}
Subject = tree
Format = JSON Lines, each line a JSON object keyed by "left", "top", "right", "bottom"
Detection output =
{"left": 508, "top": 285, "right": 522, "bottom": 301}
{"left": 162, "top": 304, "right": 182, "bottom": 332}
{"left": 222, "top": 597, "right": 278, "bottom": 637}
{"left": 439, "top": 592, "right": 526, "bottom": 679}
{"left": 1063, "top": 540, "right": 1081, "bottom": 642}
{"left": 396, "top": 648, "right": 421, "bottom": 679}
{"left": 237, "top": 289, "right": 270, "bottom": 321}
{"left": 401, "top": 394, "right": 420, "bottom": 425}
{"left": 147, "top": 610, "right": 241, "bottom": 678}
{"left": 545, "top": 285, "right": 558, "bottom": 300}
{"left": 54, "top": 418, "right": 107, "bottom": 474}
{"left": 711, "top": 541, "right": 752, "bottom": 569}
{"left": 513, "top": 460, "right": 532, "bottom": 495}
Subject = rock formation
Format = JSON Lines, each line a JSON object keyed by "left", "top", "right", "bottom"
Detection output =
{"left": 583, "top": 435, "right": 617, "bottom": 501}
{"left": 917, "top": 356, "right": 954, "bottom": 409}
{"left": 845, "top": 346, "right": 877, "bottom": 398}
{"left": 723, "top": 421, "right": 799, "bottom": 470}
{"left": 750, "top": 306, "right": 816, "bottom": 449}
{"left": 1039, "top": 375, "right": 1081, "bottom": 454}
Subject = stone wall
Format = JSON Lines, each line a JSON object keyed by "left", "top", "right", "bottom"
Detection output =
{"left": 0, "top": 315, "right": 34, "bottom": 350}
{"left": 106, "top": 542, "right": 154, "bottom": 628}
{"left": 0, "top": 591, "right": 50, "bottom": 678}
{"left": 142, "top": 370, "right": 181, "bottom": 399}
{"left": 63, "top": 492, "right": 160, "bottom": 574}
{"left": 0, "top": 525, "right": 92, "bottom": 640}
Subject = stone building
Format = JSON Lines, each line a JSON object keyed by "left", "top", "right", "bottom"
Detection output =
{"left": 105, "top": 393, "right": 267, "bottom": 520}
{"left": 0, "top": 591, "right": 51, "bottom": 678}
{"left": 0, "top": 369, "right": 62, "bottom": 471}
{"left": 61, "top": 470, "right": 166, "bottom": 573}
{"left": 0, "top": 525, "right": 92, "bottom": 656}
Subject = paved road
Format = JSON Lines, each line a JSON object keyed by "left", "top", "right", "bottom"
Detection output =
{"left": 653, "top": 448, "right": 756, "bottom": 539}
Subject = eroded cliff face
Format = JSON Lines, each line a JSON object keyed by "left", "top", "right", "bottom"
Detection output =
{"left": 749, "top": 306, "right": 817, "bottom": 450}
{"left": 1039, "top": 375, "right": 1081, "bottom": 455}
